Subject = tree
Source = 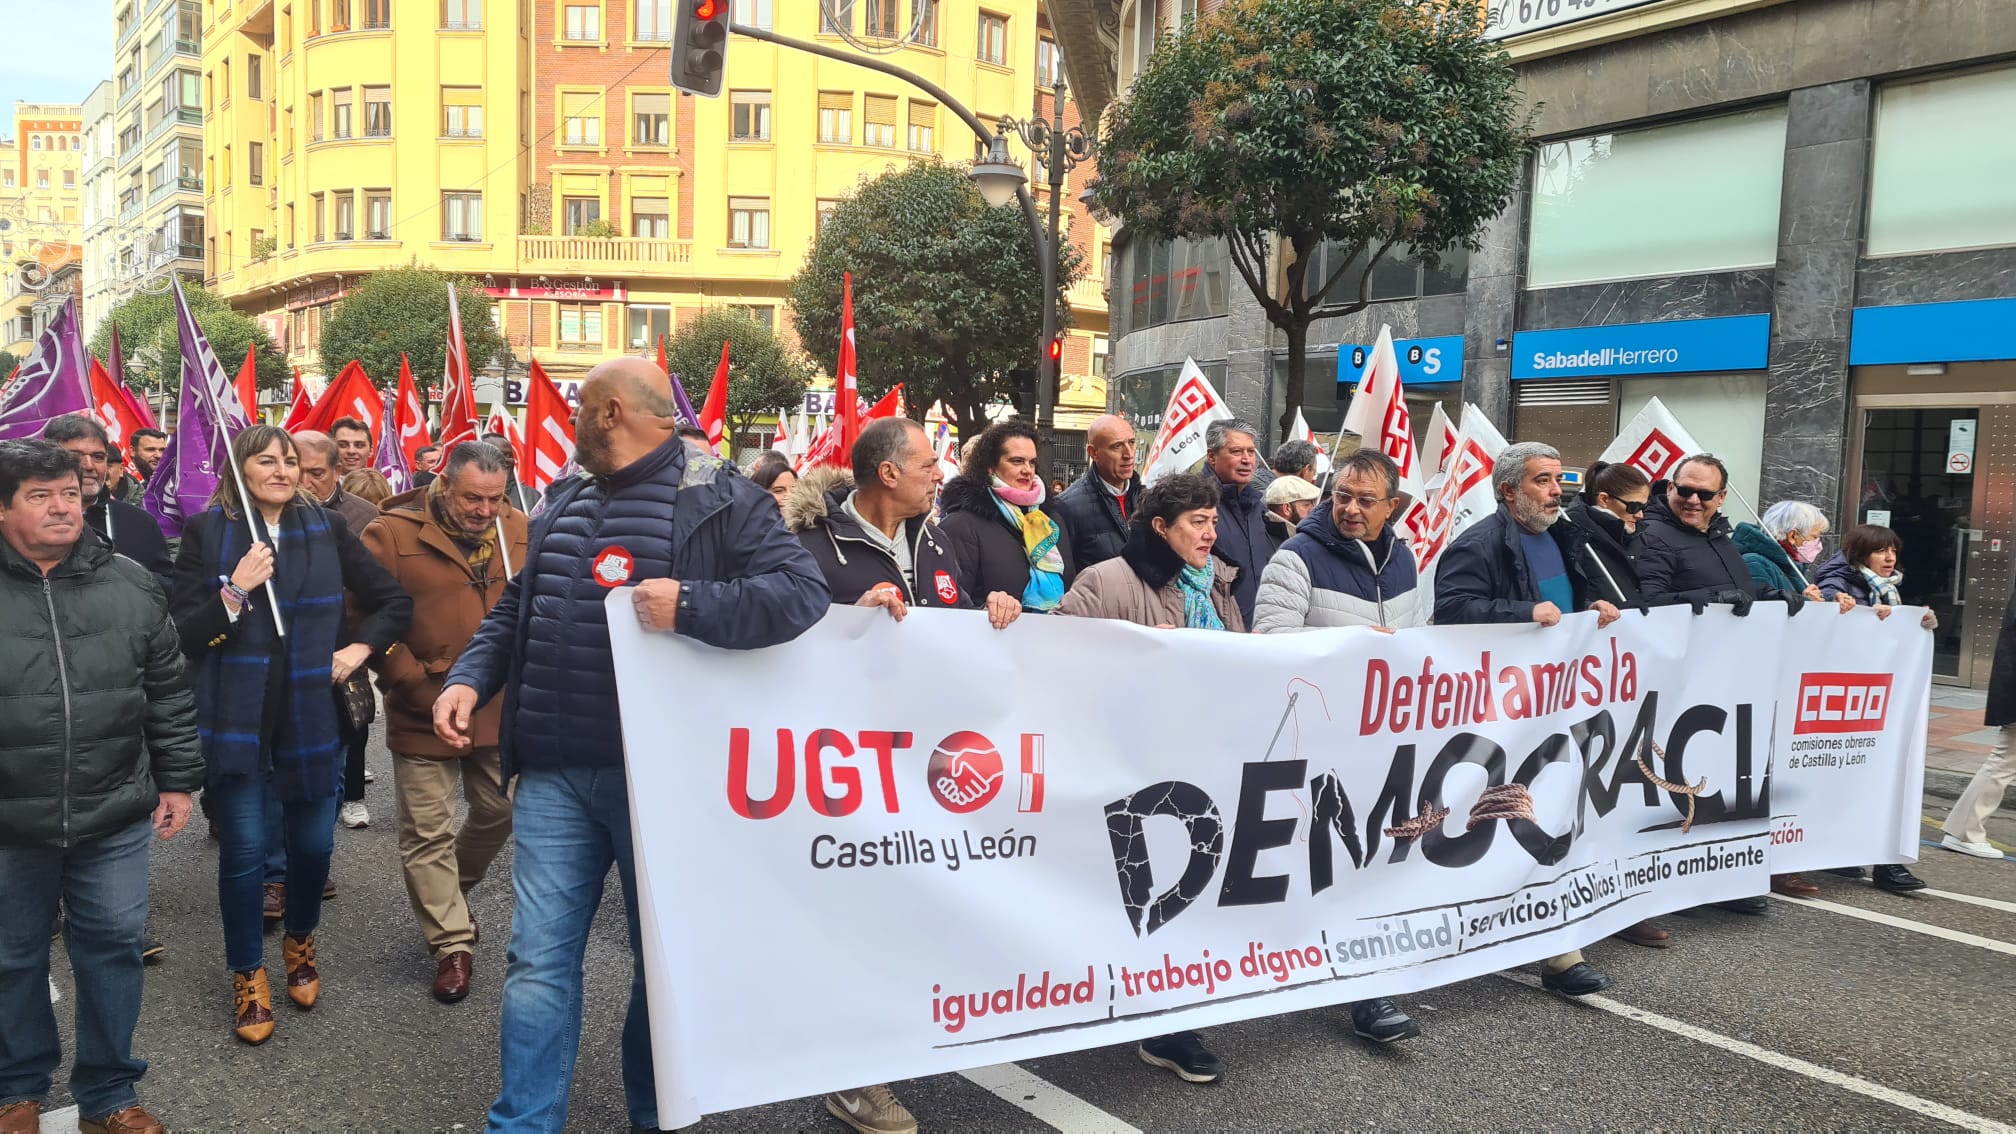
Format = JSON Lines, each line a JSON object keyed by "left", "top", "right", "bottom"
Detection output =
{"left": 90, "top": 285, "right": 289, "bottom": 402}
{"left": 0, "top": 350, "right": 18, "bottom": 378}
{"left": 1090, "top": 0, "right": 1532, "bottom": 441}
{"left": 789, "top": 159, "right": 1081, "bottom": 441}
{"left": 317, "top": 266, "right": 507, "bottom": 391}
{"left": 663, "top": 307, "right": 814, "bottom": 456}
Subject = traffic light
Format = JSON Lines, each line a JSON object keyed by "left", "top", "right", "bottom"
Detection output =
{"left": 670, "top": 0, "right": 730, "bottom": 97}
{"left": 1047, "top": 334, "right": 1064, "bottom": 365}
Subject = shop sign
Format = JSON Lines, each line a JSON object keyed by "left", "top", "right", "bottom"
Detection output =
{"left": 1334, "top": 334, "right": 1465, "bottom": 392}
{"left": 1848, "top": 297, "right": 2016, "bottom": 367}
{"left": 1510, "top": 314, "right": 1771, "bottom": 380}
{"left": 1483, "top": 0, "right": 1659, "bottom": 39}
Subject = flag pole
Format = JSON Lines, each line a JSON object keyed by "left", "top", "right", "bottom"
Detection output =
{"left": 176, "top": 279, "right": 286, "bottom": 638}
{"left": 495, "top": 515, "right": 513, "bottom": 579}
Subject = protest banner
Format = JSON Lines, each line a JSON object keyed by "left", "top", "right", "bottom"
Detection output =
{"left": 607, "top": 600, "right": 1930, "bottom": 1125}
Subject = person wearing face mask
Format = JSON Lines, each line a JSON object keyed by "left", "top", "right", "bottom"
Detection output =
{"left": 1562, "top": 461, "right": 1650, "bottom": 607}
{"left": 935, "top": 419, "right": 1069, "bottom": 629}
{"left": 1732, "top": 501, "right": 1855, "bottom": 613}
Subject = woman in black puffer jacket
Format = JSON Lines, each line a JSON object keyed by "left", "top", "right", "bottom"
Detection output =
{"left": 1563, "top": 461, "right": 1651, "bottom": 607}
{"left": 936, "top": 420, "right": 1075, "bottom": 624}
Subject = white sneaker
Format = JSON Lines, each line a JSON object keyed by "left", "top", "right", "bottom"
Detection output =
{"left": 363, "top": 768, "right": 377, "bottom": 784}
{"left": 1941, "top": 834, "right": 2004, "bottom": 859}
{"left": 339, "top": 801, "right": 371, "bottom": 829}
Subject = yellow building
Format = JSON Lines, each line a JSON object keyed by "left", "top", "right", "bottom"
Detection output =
{"left": 2, "top": 103, "right": 87, "bottom": 358}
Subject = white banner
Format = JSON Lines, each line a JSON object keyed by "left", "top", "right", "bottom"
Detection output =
{"left": 609, "top": 599, "right": 1930, "bottom": 1126}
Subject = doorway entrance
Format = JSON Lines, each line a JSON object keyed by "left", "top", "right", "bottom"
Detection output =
{"left": 1847, "top": 386, "right": 2016, "bottom": 686}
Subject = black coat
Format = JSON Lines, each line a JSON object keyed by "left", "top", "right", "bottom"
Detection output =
{"left": 87, "top": 494, "right": 173, "bottom": 589}
{"left": 1203, "top": 468, "right": 1270, "bottom": 626}
{"left": 936, "top": 475, "right": 1075, "bottom": 608}
{"left": 1563, "top": 497, "right": 1642, "bottom": 606}
{"left": 1989, "top": 578, "right": 2016, "bottom": 728}
{"left": 1047, "top": 467, "right": 1139, "bottom": 582}
{"left": 783, "top": 468, "right": 971, "bottom": 609}
{"left": 1635, "top": 491, "right": 1786, "bottom": 606}
{"left": 1434, "top": 505, "right": 1600, "bottom": 626}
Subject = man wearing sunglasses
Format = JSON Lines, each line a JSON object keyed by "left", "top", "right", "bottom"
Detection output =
{"left": 1636, "top": 454, "right": 1803, "bottom": 618}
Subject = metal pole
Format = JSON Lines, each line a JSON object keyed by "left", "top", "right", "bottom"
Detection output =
{"left": 1035, "top": 76, "right": 1069, "bottom": 434}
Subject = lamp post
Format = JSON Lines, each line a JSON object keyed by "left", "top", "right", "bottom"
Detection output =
{"left": 969, "top": 73, "right": 1095, "bottom": 433}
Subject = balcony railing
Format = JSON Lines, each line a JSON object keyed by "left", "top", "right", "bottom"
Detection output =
{"left": 519, "top": 235, "right": 692, "bottom": 266}
{"left": 120, "top": 200, "right": 144, "bottom": 223}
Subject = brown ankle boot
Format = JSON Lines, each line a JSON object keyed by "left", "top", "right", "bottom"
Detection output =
{"left": 282, "top": 933, "right": 320, "bottom": 1008}
{"left": 78, "top": 1105, "right": 166, "bottom": 1134}
{"left": 0, "top": 1100, "right": 42, "bottom": 1134}
{"left": 233, "top": 968, "right": 275, "bottom": 1044}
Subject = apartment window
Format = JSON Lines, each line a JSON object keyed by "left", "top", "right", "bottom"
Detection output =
{"left": 864, "top": 0, "right": 897, "bottom": 36}
{"left": 817, "top": 92, "right": 852, "bottom": 144}
{"left": 559, "top": 302, "right": 603, "bottom": 347}
{"left": 1527, "top": 107, "right": 1785, "bottom": 288}
{"left": 219, "top": 146, "right": 231, "bottom": 188}
{"left": 308, "top": 0, "right": 320, "bottom": 33}
{"left": 2, "top": 172, "right": 12, "bottom": 188}
{"left": 910, "top": 0, "right": 937, "bottom": 45}
{"left": 731, "top": 0, "right": 770, "bottom": 29}
{"left": 248, "top": 141, "right": 264, "bottom": 185}
{"left": 728, "top": 197, "right": 770, "bottom": 248}
{"left": 63, "top": 170, "right": 77, "bottom": 189}
{"left": 864, "top": 95, "right": 896, "bottom": 148}
{"left": 627, "top": 304, "right": 670, "bottom": 351}
{"left": 562, "top": 91, "right": 602, "bottom": 146}
{"left": 222, "top": 58, "right": 232, "bottom": 102}
{"left": 362, "top": 0, "right": 390, "bottom": 27}
{"left": 820, "top": 0, "right": 853, "bottom": 34}
{"left": 171, "top": 69, "right": 200, "bottom": 111}
{"left": 977, "top": 11, "right": 1007, "bottom": 65}
{"left": 1122, "top": 236, "right": 1232, "bottom": 333}
{"left": 631, "top": 196, "right": 668, "bottom": 238}
{"left": 280, "top": 4, "right": 292, "bottom": 52}
{"left": 363, "top": 86, "right": 392, "bottom": 136}
{"left": 633, "top": 0, "right": 671, "bottom": 40}
{"left": 311, "top": 192, "right": 324, "bottom": 240}
{"left": 365, "top": 191, "right": 391, "bottom": 238}
{"left": 906, "top": 100, "right": 935, "bottom": 152}
{"left": 285, "top": 203, "right": 295, "bottom": 246}
{"left": 309, "top": 91, "right": 324, "bottom": 139}
{"left": 632, "top": 92, "right": 669, "bottom": 146}
{"left": 442, "top": 0, "right": 480, "bottom": 28}
{"left": 563, "top": 3, "right": 600, "bottom": 40}
{"left": 330, "top": 0, "right": 350, "bottom": 30}
{"left": 563, "top": 195, "right": 602, "bottom": 234}
{"left": 974, "top": 116, "right": 995, "bottom": 161}
{"left": 176, "top": 138, "right": 202, "bottom": 186}
{"left": 1868, "top": 68, "right": 2016, "bottom": 256}
{"left": 1300, "top": 240, "right": 1469, "bottom": 305}
{"left": 332, "top": 190, "right": 355, "bottom": 238}
{"left": 731, "top": 92, "right": 771, "bottom": 142}
{"left": 731, "top": 304, "right": 775, "bottom": 331}
{"left": 248, "top": 54, "right": 263, "bottom": 99}
{"left": 179, "top": 1, "right": 202, "bottom": 46}
{"left": 442, "top": 191, "right": 482, "bottom": 239}
{"left": 816, "top": 198, "right": 840, "bottom": 233}
{"left": 1037, "top": 38, "right": 1062, "bottom": 87}
{"left": 331, "top": 88, "right": 353, "bottom": 138}
{"left": 443, "top": 87, "right": 483, "bottom": 136}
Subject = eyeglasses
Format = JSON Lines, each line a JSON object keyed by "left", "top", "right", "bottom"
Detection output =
{"left": 1671, "top": 485, "right": 1724, "bottom": 502}
{"left": 1332, "top": 492, "right": 1392, "bottom": 511}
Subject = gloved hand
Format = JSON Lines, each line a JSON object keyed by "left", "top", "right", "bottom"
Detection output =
{"left": 1779, "top": 588, "right": 1805, "bottom": 617}
{"left": 1685, "top": 594, "right": 1710, "bottom": 616}
{"left": 1714, "top": 590, "right": 1754, "bottom": 617}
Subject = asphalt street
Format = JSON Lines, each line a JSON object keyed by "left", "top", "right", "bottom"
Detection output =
{"left": 31, "top": 722, "right": 2016, "bottom": 1132}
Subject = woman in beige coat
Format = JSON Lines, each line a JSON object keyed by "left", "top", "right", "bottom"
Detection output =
{"left": 1056, "top": 473, "right": 1239, "bottom": 1084}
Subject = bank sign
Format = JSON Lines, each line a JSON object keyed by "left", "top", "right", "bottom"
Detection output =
{"left": 1335, "top": 334, "right": 1464, "bottom": 391}
{"left": 1484, "top": 0, "right": 1660, "bottom": 39}
{"left": 1510, "top": 314, "right": 1771, "bottom": 380}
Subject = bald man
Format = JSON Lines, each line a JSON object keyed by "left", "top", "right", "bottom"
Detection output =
{"left": 436, "top": 356, "right": 829, "bottom": 1133}
{"left": 1048, "top": 413, "right": 1142, "bottom": 579}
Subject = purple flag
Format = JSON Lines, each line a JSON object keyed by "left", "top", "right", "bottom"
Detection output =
{"left": 144, "top": 281, "right": 253, "bottom": 538}
{"left": 669, "top": 372, "right": 701, "bottom": 429}
{"left": 0, "top": 296, "right": 92, "bottom": 439}
{"left": 374, "top": 390, "right": 413, "bottom": 494}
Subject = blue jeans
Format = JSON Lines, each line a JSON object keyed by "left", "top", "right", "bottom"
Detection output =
{"left": 209, "top": 775, "right": 337, "bottom": 972}
{"left": 487, "top": 767, "right": 656, "bottom": 1133}
{"left": 0, "top": 819, "right": 152, "bottom": 1120}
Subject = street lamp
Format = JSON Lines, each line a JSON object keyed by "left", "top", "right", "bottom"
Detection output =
{"left": 969, "top": 73, "right": 1095, "bottom": 433}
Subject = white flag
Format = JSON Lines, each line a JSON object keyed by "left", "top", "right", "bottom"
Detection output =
{"left": 932, "top": 421, "right": 960, "bottom": 482}
{"left": 1141, "top": 357, "right": 1234, "bottom": 485}
{"left": 1400, "top": 403, "right": 1509, "bottom": 574}
{"left": 1339, "top": 325, "right": 1421, "bottom": 495}
{"left": 1287, "top": 407, "right": 1332, "bottom": 475}
{"left": 1599, "top": 396, "right": 1704, "bottom": 483}
{"left": 790, "top": 410, "right": 810, "bottom": 459}
{"left": 1418, "top": 402, "right": 1457, "bottom": 484}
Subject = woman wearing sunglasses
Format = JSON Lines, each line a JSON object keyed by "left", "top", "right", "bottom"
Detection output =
{"left": 1565, "top": 461, "right": 1651, "bottom": 606}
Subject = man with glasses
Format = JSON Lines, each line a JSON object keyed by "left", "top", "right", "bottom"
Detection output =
{"left": 1251, "top": 448, "right": 1427, "bottom": 1045}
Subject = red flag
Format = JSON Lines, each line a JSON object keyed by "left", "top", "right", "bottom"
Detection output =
{"left": 393, "top": 353, "right": 433, "bottom": 464}
{"left": 235, "top": 343, "right": 259, "bottom": 421}
{"left": 769, "top": 413, "right": 788, "bottom": 451}
{"left": 437, "top": 282, "right": 479, "bottom": 451}
{"left": 281, "top": 369, "right": 314, "bottom": 430}
{"left": 298, "top": 360, "right": 384, "bottom": 439}
{"left": 798, "top": 385, "right": 900, "bottom": 471}
{"left": 835, "top": 271, "right": 861, "bottom": 456}
{"left": 107, "top": 324, "right": 157, "bottom": 428}
{"left": 523, "top": 358, "right": 576, "bottom": 493}
{"left": 87, "top": 358, "right": 149, "bottom": 481}
{"left": 657, "top": 333, "right": 669, "bottom": 383}
{"left": 699, "top": 340, "right": 730, "bottom": 456}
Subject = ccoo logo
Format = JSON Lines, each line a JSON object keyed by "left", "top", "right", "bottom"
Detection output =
{"left": 1793, "top": 673, "right": 1892, "bottom": 734}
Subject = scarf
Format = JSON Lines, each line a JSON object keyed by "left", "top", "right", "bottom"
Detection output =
{"left": 1859, "top": 566, "right": 1902, "bottom": 606}
{"left": 1176, "top": 560, "right": 1223, "bottom": 630}
{"left": 430, "top": 477, "right": 497, "bottom": 579}
{"left": 991, "top": 477, "right": 1063, "bottom": 611}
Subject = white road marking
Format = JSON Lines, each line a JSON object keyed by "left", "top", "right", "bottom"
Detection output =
{"left": 38, "top": 1105, "right": 78, "bottom": 1134}
{"left": 1919, "top": 887, "right": 2016, "bottom": 917}
{"left": 1772, "top": 893, "right": 2016, "bottom": 957}
{"left": 1499, "top": 975, "right": 2016, "bottom": 1133}
{"left": 960, "top": 1063, "right": 1144, "bottom": 1134}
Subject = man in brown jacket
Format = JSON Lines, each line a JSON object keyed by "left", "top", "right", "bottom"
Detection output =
{"left": 360, "top": 441, "right": 528, "bottom": 1003}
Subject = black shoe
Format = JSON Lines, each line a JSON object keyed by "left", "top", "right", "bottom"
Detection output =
{"left": 1349, "top": 997, "right": 1420, "bottom": 1043}
{"left": 1711, "top": 896, "right": 1770, "bottom": 915}
{"left": 1827, "top": 867, "right": 1867, "bottom": 878}
{"left": 1138, "top": 1032, "right": 1224, "bottom": 1083}
{"left": 141, "top": 936, "right": 164, "bottom": 965}
{"left": 1872, "top": 864, "right": 1926, "bottom": 893}
{"left": 1539, "top": 962, "right": 1612, "bottom": 997}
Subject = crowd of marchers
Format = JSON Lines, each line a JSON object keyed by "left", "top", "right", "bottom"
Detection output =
{"left": 3, "top": 355, "right": 2013, "bottom": 1134}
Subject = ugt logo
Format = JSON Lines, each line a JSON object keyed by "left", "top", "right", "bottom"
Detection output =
{"left": 727, "top": 728, "right": 1046, "bottom": 819}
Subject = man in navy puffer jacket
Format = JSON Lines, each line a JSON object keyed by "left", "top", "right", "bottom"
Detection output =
{"left": 436, "top": 357, "right": 828, "bottom": 1134}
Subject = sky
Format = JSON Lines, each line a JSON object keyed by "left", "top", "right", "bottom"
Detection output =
{"left": 0, "top": 10, "right": 113, "bottom": 138}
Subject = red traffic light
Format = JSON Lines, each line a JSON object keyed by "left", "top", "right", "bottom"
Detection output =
{"left": 694, "top": 0, "right": 718, "bottom": 16}
{"left": 1047, "top": 335, "right": 1064, "bottom": 362}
